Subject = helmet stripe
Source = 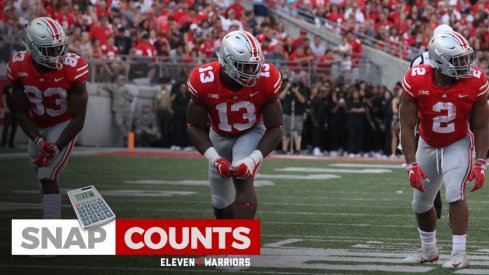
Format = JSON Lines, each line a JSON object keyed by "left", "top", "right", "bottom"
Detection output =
{"left": 40, "top": 17, "right": 55, "bottom": 37}
{"left": 242, "top": 31, "right": 258, "bottom": 59}
{"left": 45, "top": 17, "right": 62, "bottom": 42}
{"left": 448, "top": 31, "right": 468, "bottom": 49}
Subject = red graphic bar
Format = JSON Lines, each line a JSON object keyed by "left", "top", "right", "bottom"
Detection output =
{"left": 115, "top": 219, "right": 260, "bottom": 255}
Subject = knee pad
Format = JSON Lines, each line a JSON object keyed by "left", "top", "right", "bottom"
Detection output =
{"left": 412, "top": 199, "right": 433, "bottom": 214}
{"left": 212, "top": 194, "right": 234, "bottom": 209}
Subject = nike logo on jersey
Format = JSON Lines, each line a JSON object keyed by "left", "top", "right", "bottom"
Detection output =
{"left": 458, "top": 94, "right": 468, "bottom": 98}
{"left": 54, "top": 77, "right": 64, "bottom": 82}
{"left": 250, "top": 92, "right": 259, "bottom": 97}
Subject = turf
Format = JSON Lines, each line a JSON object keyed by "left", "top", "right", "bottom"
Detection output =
{"left": 1, "top": 152, "right": 488, "bottom": 275}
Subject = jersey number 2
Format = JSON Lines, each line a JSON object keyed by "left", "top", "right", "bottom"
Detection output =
{"left": 432, "top": 102, "right": 455, "bottom": 133}
{"left": 216, "top": 101, "right": 256, "bottom": 131}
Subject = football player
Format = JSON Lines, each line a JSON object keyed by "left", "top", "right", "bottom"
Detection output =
{"left": 400, "top": 31, "right": 488, "bottom": 268}
{"left": 187, "top": 30, "right": 283, "bottom": 220}
{"left": 409, "top": 24, "right": 453, "bottom": 220}
{"left": 7, "top": 17, "right": 89, "bottom": 219}
{"left": 410, "top": 24, "right": 453, "bottom": 67}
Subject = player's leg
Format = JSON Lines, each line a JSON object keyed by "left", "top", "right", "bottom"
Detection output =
{"left": 231, "top": 123, "right": 266, "bottom": 219}
{"left": 403, "top": 137, "right": 443, "bottom": 263}
{"left": 1, "top": 113, "right": 11, "bottom": 147}
{"left": 29, "top": 121, "right": 76, "bottom": 219}
{"left": 433, "top": 192, "right": 442, "bottom": 219}
{"left": 209, "top": 128, "right": 236, "bottom": 219}
{"left": 441, "top": 135, "right": 472, "bottom": 268}
{"left": 8, "top": 114, "right": 18, "bottom": 148}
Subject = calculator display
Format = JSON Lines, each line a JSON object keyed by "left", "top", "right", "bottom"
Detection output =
{"left": 74, "top": 190, "right": 95, "bottom": 201}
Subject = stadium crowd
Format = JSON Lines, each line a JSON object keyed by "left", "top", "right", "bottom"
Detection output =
{"left": 0, "top": 0, "right": 488, "bottom": 157}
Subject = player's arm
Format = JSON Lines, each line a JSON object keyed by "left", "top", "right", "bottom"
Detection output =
{"left": 400, "top": 92, "right": 427, "bottom": 192}
{"left": 399, "top": 93, "right": 417, "bottom": 164}
{"left": 187, "top": 95, "right": 212, "bottom": 154}
{"left": 11, "top": 81, "right": 41, "bottom": 141}
{"left": 471, "top": 98, "right": 489, "bottom": 160}
{"left": 256, "top": 96, "right": 284, "bottom": 157}
{"left": 232, "top": 97, "right": 283, "bottom": 179}
{"left": 467, "top": 97, "right": 489, "bottom": 191}
{"left": 187, "top": 94, "right": 233, "bottom": 177}
{"left": 55, "top": 82, "right": 88, "bottom": 150}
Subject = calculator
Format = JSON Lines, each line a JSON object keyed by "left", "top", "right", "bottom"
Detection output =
{"left": 67, "top": 186, "right": 116, "bottom": 230}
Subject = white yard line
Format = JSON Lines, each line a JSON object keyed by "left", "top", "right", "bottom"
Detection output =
{"left": 124, "top": 179, "right": 275, "bottom": 187}
{"left": 256, "top": 174, "right": 341, "bottom": 180}
{"left": 267, "top": 239, "right": 303, "bottom": 247}
{"left": 331, "top": 163, "right": 403, "bottom": 169}
{"left": 274, "top": 167, "right": 392, "bottom": 174}
{"left": 455, "top": 270, "right": 489, "bottom": 274}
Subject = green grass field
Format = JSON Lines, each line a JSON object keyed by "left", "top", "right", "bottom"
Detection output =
{"left": 1, "top": 150, "right": 488, "bottom": 275}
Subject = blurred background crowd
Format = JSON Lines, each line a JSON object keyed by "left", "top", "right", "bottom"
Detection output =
{"left": 0, "top": 0, "right": 488, "bottom": 157}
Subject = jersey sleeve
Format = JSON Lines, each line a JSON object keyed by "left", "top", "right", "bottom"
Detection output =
{"left": 265, "top": 63, "right": 282, "bottom": 96}
{"left": 6, "top": 52, "right": 25, "bottom": 83}
{"left": 187, "top": 65, "right": 210, "bottom": 104}
{"left": 474, "top": 69, "right": 488, "bottom": 102}
{"left": 401, "top": 67, "right": 417, "bottom": 100}
{"left": 65, "top": 53, "right": 89, "bottom": 85}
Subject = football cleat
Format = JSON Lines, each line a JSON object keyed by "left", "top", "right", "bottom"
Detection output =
{"left": 442, "top": 251, "right": 469, "bottom": 269}
{"left": 402, "top": 246, "right": 439, "bottom": 264}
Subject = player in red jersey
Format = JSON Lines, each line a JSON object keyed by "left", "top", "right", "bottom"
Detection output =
{"left": 7, "top": 17, "right": 89, "bottom": 220}
{"left": 400, "top": 31, "right": 489, "bottom": 268}
{"left": 187, "top": 30, "right": 283, "bottom": 220}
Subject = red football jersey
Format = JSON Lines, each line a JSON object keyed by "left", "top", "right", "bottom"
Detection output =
{"left": 402, "top": 64, "right": 488, "bottom": 147}
{"left": 7, "top": 51, "right": 89, "bottom": 128}
{"left": 187, "top": 61, "right": 282, "bottom": 136}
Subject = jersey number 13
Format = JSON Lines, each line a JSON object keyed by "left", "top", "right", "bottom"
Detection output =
{"left": 216, "top": 101, "right": 256, "bottom": 131}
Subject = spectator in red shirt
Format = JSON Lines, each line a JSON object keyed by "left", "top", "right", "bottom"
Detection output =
{"left": 133, "top": 32, "right": 157, "bottom": 57}
{"left": 317, "top": 49, "right": 339, "bottom": 78}
{"left": 54, "top": 5, "right": 75, "bottom": 30}
{"left": 102, "top": 36, "right": 127, "bottom": 80}
{"left": 89, "top": 16, "right": 112, "bottom": 45}
{"left": 292, "top": 28, "right": 309, "bottom": 50}
{"left": 327, "top": 4, "right": 344, "bottom": 24}
{"left": 199, "top": 34, "right": 215, "bottom": 58}
{"left": 101, "top": 37, "right": 120, "bottom": 61}
{"left": 346, "top": 31, "right": 362, "bottom": 66}
{"left": 225, "top": 0, "right": 245, "bottom": 20}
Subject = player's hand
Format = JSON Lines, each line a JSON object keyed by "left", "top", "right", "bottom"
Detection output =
{"left": 35, "top": 137, "right": 59, "bottom": 156}
{"left": 405, "top": 162, "right": 428, "bottom": 192}
{"left": 32, "top": 155, "right": 54, "bottom": 167}
{"left": 213, "top": 157, "right": 233, "bottom": 177}
{"left": 232, "top": 150, "right": 263, "bottom": 180}
{"left": 204, "top": 147, "right": 233, "bottom": 177}
{"left": 467, "top": 159, "right": 487, "bottom": 192}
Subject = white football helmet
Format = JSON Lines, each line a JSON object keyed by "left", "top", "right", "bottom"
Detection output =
{"left": 217, "top": 31, "right": 264, "bottom": 87}
{"left": 428, "top": 31, "right": 474, "bottom": 79}
{"left": 24, "top": 17, "right": 69, "bottom": 69}
{"left": 433, "top": 24, "right": 453, "bottom": 36}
